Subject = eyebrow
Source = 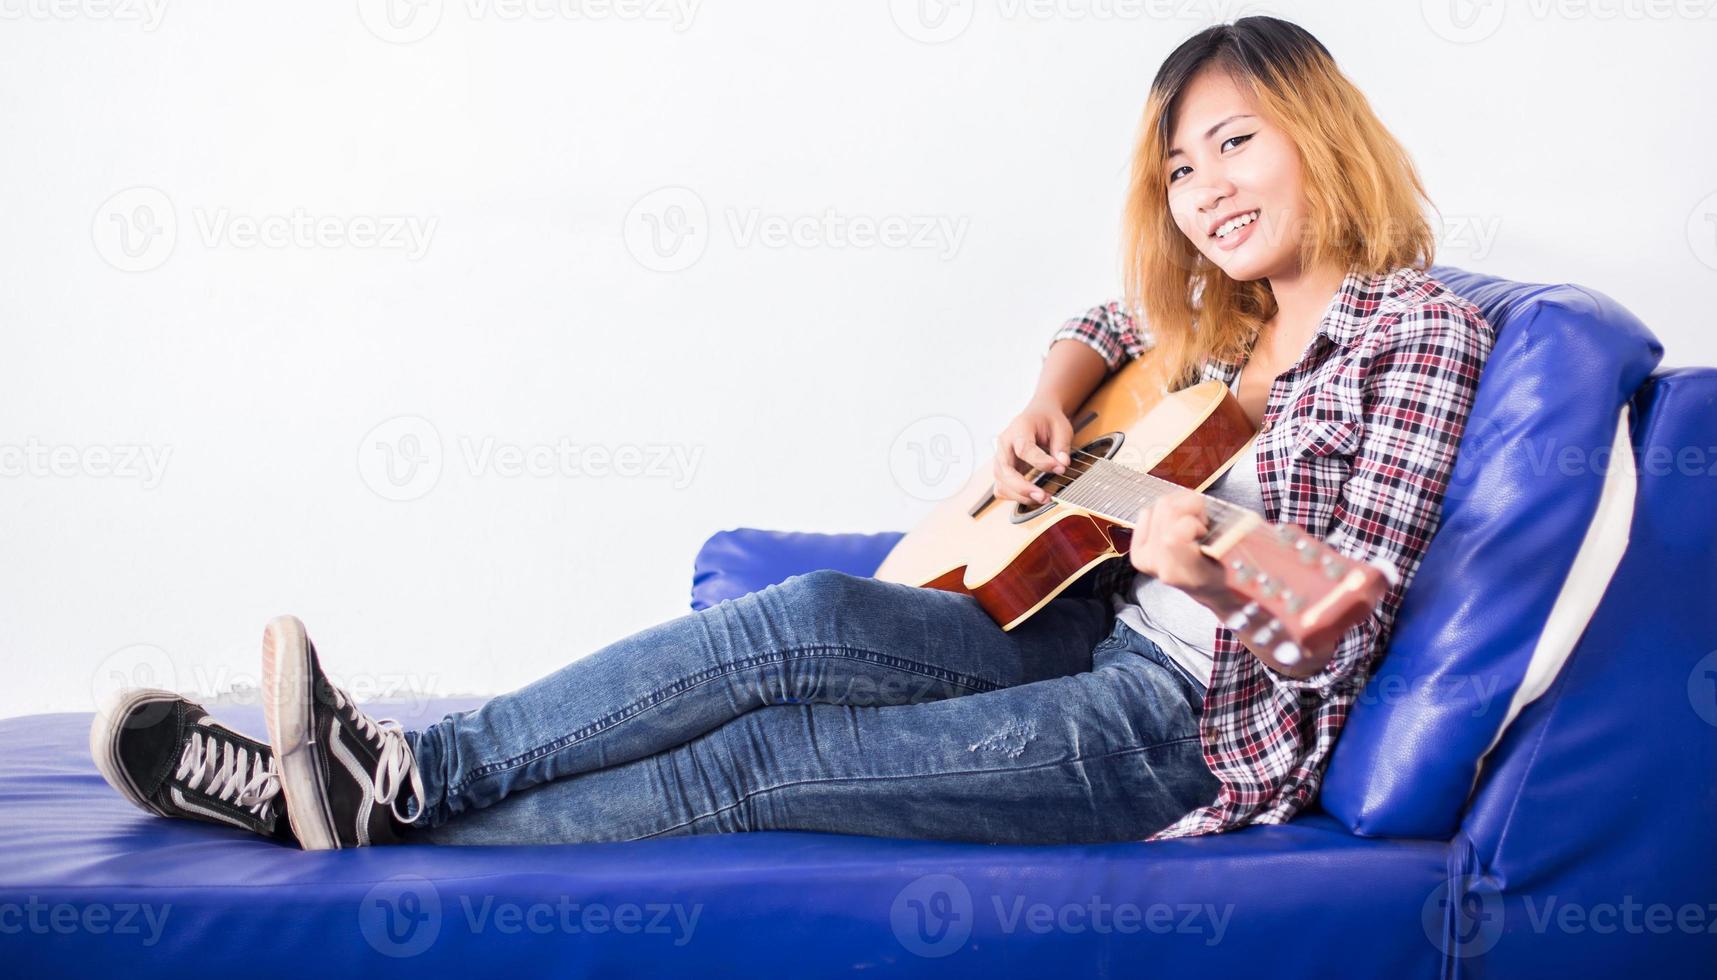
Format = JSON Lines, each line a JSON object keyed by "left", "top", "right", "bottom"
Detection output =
{"left": 1166, "top": 114, "right": 1256, "bottom": 159}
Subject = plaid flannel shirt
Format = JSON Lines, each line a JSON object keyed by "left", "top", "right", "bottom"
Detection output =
{"left": 1046, "top": 266, "right": 1495, "bottom": 839}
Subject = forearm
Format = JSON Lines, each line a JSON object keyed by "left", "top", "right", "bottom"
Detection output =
{"left": 1032, "top": 340, "right": 1111, "bottom": 418}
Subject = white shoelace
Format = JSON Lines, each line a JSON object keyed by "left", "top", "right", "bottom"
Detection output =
{"left": 176, "top": 726, "right": 282, "bottom": 820}
{"left": 329, "top": 685, "right": 426, "bottom": 824}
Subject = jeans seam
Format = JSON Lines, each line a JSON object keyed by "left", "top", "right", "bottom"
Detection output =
{"left": 625, "top": 736, "right": 1208, "bottom": 841}
{"left": 446, "top": 645, "right": 1007, "bottom": 797}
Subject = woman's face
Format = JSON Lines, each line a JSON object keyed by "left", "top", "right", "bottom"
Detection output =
{"left": 1163, "top": 67, "right": 1307, "bottom": 282}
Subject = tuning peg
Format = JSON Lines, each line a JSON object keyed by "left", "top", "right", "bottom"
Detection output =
{"left": 1224, "top": 601, "right": 1261, "bottom": 631}
{"left": 1250, "top": 621, "right": 1280, "bottom": 646}
{"left": 1273, "top": 641, "right": 1303, "bottom": 666}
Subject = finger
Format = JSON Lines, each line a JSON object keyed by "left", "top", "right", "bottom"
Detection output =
{"left": 1170, "top": 513, "right": 1209, "bottom": 546}
{"left": 1164, "top": 489, "right": 1205, "bottom": 516}
{"left": 1015, "top": 436, "right": 1062, "bottom": 477}
{"left": 1048, "top": 416, "right": 1073, "bottom": 471}
{"left": 994, "top": 446, "right": 1047, "bottom": 504}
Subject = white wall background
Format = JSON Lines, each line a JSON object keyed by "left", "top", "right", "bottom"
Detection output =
{"left": 3, "top": 0, "right": 1714, "bottom": 719}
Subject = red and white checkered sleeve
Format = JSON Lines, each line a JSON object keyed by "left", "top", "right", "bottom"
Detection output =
{"left": 1262, "top": 300, "right": 1495, "bottom": 696}
{"left": 1046, "top": 300, "right": 1154, "bottom": 372}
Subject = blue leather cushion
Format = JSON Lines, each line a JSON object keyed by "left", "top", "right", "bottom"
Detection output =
{"left": 1454, "top": 368, "right": 1717, "bottom": 977}
{"left": 691, "top": 527, "right": 902, "bottom": 610}
{"left": 1319, "top": 266, "right": 1662, "bottom": 837}
{"left": 2, "top": 702, "right": 1452, "bottom": 977}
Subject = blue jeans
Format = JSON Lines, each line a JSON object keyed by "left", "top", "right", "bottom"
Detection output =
{"left": 404, "top": 569, "right": 1218, "bottom": 846}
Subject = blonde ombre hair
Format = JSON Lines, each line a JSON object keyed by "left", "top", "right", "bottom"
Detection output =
{"left": 1124, "top": 17, "right": 1438, "bottom": 388}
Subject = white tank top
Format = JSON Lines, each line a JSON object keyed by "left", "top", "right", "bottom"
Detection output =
{"left": 1111, "top": 372, "right": 1264, "bottom": 688}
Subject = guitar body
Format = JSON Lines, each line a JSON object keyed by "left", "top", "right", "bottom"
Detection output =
{"left": 875, "top": 356, "right": 1258, "bottom": 630}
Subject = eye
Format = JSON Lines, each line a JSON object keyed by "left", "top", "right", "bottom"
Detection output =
{"left": 1166, "top": 133, "right": 1255, "bottom": 183}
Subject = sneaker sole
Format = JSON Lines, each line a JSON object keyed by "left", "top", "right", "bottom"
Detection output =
{"left": 261, "top": 615, "right": 341, "bottom": 850}
{"left": 89, "top": 687, "right": 181, "bottom": 819}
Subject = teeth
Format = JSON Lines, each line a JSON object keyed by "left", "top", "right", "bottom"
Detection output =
{"left": 1215, "top": 210, "right": 1259, "bottom": 239}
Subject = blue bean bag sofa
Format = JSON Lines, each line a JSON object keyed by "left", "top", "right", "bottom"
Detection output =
{"left": 3, "top": 265, "right": 1713, "bottom": 977}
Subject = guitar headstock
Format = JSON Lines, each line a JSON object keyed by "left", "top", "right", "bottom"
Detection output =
{"left": 1216, "top": 523, "right": 1395, "bottom": 678}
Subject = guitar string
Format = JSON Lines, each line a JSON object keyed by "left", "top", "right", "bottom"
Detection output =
{"left": 1028, "top": 446, "right": 1258, "bottom": 531}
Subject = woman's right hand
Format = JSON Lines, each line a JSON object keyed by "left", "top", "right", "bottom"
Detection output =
{"left": 993, "top": 397, "right": 1074, "bottom": 505}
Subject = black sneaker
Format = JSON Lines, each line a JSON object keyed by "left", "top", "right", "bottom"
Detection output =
{"left": 260, "top": 614, "right": 425, "bottom": 850}
{"left": 89, "top": 688, "right": 294, "bottom": 843}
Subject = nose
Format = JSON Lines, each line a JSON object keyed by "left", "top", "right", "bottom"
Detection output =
{"left": 1193, "top": 174, "right": 1237, "bottom": 218}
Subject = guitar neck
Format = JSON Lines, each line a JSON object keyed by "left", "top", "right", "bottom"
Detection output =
{"left": 1051, "top": 453, "right": 1263, "bottom": 554}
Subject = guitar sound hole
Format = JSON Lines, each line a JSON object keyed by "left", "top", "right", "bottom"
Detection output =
{"left": 1009, "top": 433, "right": 1123, "bottom": 524}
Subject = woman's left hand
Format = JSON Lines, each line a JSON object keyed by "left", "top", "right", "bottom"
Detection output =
{"left": 1128, "top": 490, "right": 1241, "bottom": 617}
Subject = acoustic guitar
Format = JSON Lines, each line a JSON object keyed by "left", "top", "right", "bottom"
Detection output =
{"left": 874, "top": 354, "right": 1394, "bottom": 677}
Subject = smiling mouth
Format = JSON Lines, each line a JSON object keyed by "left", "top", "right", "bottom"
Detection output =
{"left": 1212, "top": 209, "right": 1261, "bottom": 240}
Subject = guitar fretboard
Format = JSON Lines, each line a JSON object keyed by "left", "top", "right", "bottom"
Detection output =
{"left": 1051, "top": 453, "right": 1257, "bottom": 539}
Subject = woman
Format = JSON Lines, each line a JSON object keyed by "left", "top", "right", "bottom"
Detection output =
{"left": 89, "top": 15, "right": 1494, "bottom": 849}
